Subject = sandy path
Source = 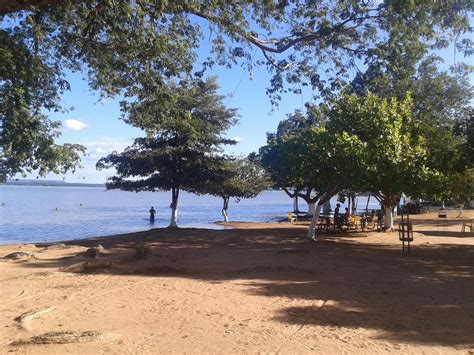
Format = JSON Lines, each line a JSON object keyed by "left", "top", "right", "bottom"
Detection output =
{"left": 1, "top": 212, "right": 473, "bottom": 353}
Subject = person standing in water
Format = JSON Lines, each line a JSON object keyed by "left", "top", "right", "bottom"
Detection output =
{"left": 149, "top": 206, "right": 156, "bottom": 223}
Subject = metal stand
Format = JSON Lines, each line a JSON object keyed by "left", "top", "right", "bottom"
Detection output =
{"left": 438, "top": 210, "right": 448, "bottom": 230}
{"left": 399, "top": 213, "right": 414, "bottom": 254}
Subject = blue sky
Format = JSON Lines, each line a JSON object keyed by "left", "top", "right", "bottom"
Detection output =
{"left": 22, "top": 19, "right": 473, "bottom": 184}
{"left": 48, "top": 67, "right": 303, "bottom": 183}
{"left": 44, "top": 65, "right": 309, "bottom": 183}
{"left": 29, "top": 32, "right": 320, "bottom": 183}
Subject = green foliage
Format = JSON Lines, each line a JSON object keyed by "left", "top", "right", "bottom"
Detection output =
{"left": 121, "top": 77, "right": 237, "bottom": 140}
{"left": 262, "top": 92, "right": 438, "bottom": 231}
{"left": 2, "top": 1, "right": 472, "bottom": 178}
{"left": 449, "top": 169, "right": 474, "bottom": 205}
{"left": 349, "top": 25, "right": 474, "bottom": 203}
{"left": 454, "top": 108, "right": 474, "bottom": 168}
{"left": 259, "top": 137, "right": 306, "bottom": 193}
{"left": 276, "top": 126, "right": 365, "bottom": 238}
{"left": 96, "top": 77, "right": 237, "bottom": 191}
{"left": 421, "top": 109, "right": 474, "bottom": 202}
{"left": 0, "top": 25, "right": 85, "bottom": 180}
{"left": 259, "top": 106, "right": 328, "bottom": 196}
{"left": 274, "top": 103, "right": 328, "bottom": 140}
{"left": 286, "top": 128, "right": 364, "bottom": 197}
{"left": 196, "top": 156, "right": 270, "bottom": 220}
{"left": 199, "top": 157, "right": 270, "bottom": 201}
{"left": 96, "top": 136, "right": 222, "bottom": 193}
{"left": 328, "top": 92, "right": 433, "bottom": 206}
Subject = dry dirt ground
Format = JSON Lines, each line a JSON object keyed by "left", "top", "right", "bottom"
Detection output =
{"left": 0, "top": 211, "right": 473, "bottom": 354}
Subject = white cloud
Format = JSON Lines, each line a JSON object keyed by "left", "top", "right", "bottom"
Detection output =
{"left": 83, "top": 137, "right": 132, "bottom": 160}
{"left": 17, "top": 137, "right": 133, "bottom": 184}
{"left": 62, "top": 137, "right": 133, "bottom": 183}
{"left": 233, "top": 136, "right": 245, "bottom": 142}
{"left": 63, "top": 119, "right": 88, "bottom": 131}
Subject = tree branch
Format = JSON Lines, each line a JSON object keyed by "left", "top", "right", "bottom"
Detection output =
{"left": 2, "top": 1, "right": 384, "bottom": 61}
{"left": 372, "top": 191, "right": 384, "bottom": 202}
{"left": 282, "top": 187, "right": 296, "bottom": 198}
{"left": 260, "top": 48, "right": 294, "bottom": 70}
{"left": 0, "top": 0, "right": 87, "bottom": 16}
{"left": 296, "top": 187, "right": 314, "bottom": 203}
{"left": 187, "top": 7, "right": 386, "bottom": 55}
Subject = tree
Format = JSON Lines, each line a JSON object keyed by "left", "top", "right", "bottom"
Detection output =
{"left": 96, "top": 77, "right": 238, "bottom": 227}
{"left": 423, "top": 108, "right": 474, "bottom": 205}
{"left": 259, "top": 105, "right": 328, "bottom": 214}
{"left": 328, "top": 93, "right": 434, "bottom": 230}
{"left": 455, "top": 108, "right": 474, "bottom": 168}
{"left": 2, "top": 1, "right": 472, "bottom": 179}
{"left": 349, "top": 30, "right": 474, "bottom": 206}
{"left": 0, "top": 30, "right": 86, "bottom": 180}
{"left": 448, "top": 169, "right": 474, "bottom": 207}
{"left": 282, "top": 128, "right": 364, "bottom": 240}
{"left": 198, "top": 157, "right": 270, "bottom": 223}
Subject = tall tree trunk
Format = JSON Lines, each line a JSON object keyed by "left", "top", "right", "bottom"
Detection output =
{"left": 384, "top": 205, "right": 393, "bottom": 231}
{"left": 383, "top": 196, "right": 396, "bottom": 231}
{"left": 365, "top": 195, "right": 371, "bottom": 212}
{"left": 169, "top": 188, "right": 179, "bottom": 228}
{"left": 283, "top": 188, "right": 300, "bottom": 213}
{"left": 222, "top": 196, "right": 229, "bottom": 223}
{"left": 307, "top": 202, "right": 322, "bottom": 240}
{"left": 307, "top": 201, "right": 316, "bottom": 216}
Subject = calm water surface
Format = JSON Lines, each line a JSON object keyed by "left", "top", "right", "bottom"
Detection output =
{"left": 0, "top": 186, "right": 293, "bottom": 244}
{"left": 0, "top": 186, "right": 379, "bottom": 244}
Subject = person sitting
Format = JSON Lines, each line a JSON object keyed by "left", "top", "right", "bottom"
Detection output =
{"left": 325, "top": 217, "right": 332, "bottom": 231}
{"left": 376, "top": 209, "right": 384, "bottom": 231}
{"left": 363, "top": 209, "right": 376, "bottom": 229}
{"left": 343, "top": 207, "right": 350, "bottom": 225}
{"left": 369, "top": 209, "right": 376, "bottom": 221}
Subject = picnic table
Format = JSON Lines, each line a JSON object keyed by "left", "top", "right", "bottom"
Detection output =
{"left": 316, "top": 214, "right": 366, "bottom": 232}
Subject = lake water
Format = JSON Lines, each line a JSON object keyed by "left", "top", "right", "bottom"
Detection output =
{"left": 0, "top": 186, "right": 380, "bottom": 245}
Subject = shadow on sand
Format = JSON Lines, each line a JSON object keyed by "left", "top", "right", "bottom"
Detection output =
{"left": 14, "top": 225, "right": 474, "bottom": 348}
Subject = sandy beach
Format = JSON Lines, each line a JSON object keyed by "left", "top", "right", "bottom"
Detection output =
{"left": 1, "top": 211, "right": 473, "bottom": 354}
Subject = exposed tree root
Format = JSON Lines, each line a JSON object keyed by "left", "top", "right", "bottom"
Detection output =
{"left": 10, "top": 331, "right": 102, "bottom": 345}
{"left": 3, "top": 252, "right": 37, "bottom": 260}
{"left": 59, "top": 260, "right": 121, "bottom": 273}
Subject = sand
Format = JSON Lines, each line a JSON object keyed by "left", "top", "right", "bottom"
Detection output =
{"left": 1, "top": 211, "right": 473, "bottom": 354}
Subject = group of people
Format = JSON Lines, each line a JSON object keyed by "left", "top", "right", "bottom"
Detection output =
{"left": 150, "top": 203, "right": 387, "bottom": 229}
{"left": 333, "top": 204, "right": 350, "bottom": 227}
{"left": 364, "top": 208, "right": 385, "bottom": 231}
{"left": 333, "top": 203, "right": 385, "bottom": 231}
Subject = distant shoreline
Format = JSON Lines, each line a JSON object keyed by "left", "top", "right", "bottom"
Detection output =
{"left": 1, "top": 179, "right": 104, "bottom": 188}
